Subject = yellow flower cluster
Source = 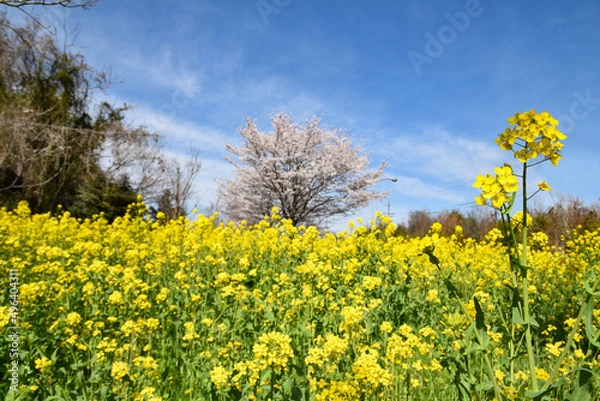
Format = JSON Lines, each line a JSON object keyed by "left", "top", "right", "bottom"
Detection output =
{"left": 0, "top": 306, "right": 9, "bottom": 331}
{"left": 182, "top": 322, "right": 199, "bottom": 341}
{"left": 473, "top": 164, "right": 519, "bottom": 208}
{"left": 352, "top": 347, "right": 393, "bottom": 391}
{"left": 134, "top": 387, "right": 162, "bottom": 401}
{"left": 474, "top": 111, "right": 566, "bottom": 208}
{"left": 252, "top": 331, "right": 294, "bottom": 371}
{"left": 34, "top": 356, "right": 52, "bottom": 373}
{"left": 111, "top": 361, "right": 129, "bottom": 380}
{"left": 65, "top": 312, "right": 83, "bottom": 326}
{"left": 210, "top": 365, "right": 232, "bottom": 390}
{"left": 512, "top": 211, "right": 533, "bottom": 228}
{"left": 496, "top": 109, "right": 567, "bottom": 164}
{"left": 339, "top": 306, "right": 365, "bottom": 333}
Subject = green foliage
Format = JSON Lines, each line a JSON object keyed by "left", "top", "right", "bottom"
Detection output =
{"left": 70, "top": 176, "right": 138, "bottom": 222}
{"left": 0, "top": 14, "right": 150, "bottom": 221}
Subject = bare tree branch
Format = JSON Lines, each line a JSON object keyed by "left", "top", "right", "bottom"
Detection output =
{"left": 0, "top": 0, "right": 97, "bottom": 8}
{"left": 157, "top": 147, "right": 202, "bottom": 220}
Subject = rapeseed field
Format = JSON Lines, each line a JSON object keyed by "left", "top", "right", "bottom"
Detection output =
{"left": 1, "top": 201, "right": 599, "bottom": 400}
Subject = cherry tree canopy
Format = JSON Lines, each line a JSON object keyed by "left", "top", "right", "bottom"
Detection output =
{"left": 219, "top": 114, "right": 387, "bottom": 227}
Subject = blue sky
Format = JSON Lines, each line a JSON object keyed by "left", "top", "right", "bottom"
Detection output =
{"left": 11, "top": 0, "right": 600, "bottom": 229}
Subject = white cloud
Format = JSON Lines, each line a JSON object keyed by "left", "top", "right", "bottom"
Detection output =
{"left": 125, "top": 105, "right": 233, "bottom": 154}
{"left": 280, "top": 92, "right": 328, "bottom": 120}
{"left": 114, "top": 46, "right": 204, "bottom": 98}
{"left": 193, "top": 158, "right": 235, "bottom": 204}
{"left": 390, "top": 175, "right": 466, "bottom": 203}
{"left": 386, "top": 126, "right": 505, "bottom": 183}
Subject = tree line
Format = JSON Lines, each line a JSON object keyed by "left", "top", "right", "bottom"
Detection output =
{"left": 394, "top": 194, "right": 600, "bottom": 247}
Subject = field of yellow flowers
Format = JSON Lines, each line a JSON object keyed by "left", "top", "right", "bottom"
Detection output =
{"left": 1, "top": 199, "right": 599, "bottom": 400}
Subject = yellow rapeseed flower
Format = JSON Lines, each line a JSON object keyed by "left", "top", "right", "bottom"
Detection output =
{"left": 380, "top": 321, "right": 393, "bottom": 334}
{"left": 252, "top": 331, "right": 294, "bottom": 371}
{"left": 135, "top": 387, "right": 162, "bottom": 401}
{"left": 111, "top": 361, "right": 129, "bottom": 380}
{"left": 352, "top": 347, "right": 392, "bottom": 390}
{"left": 34, "top": 356, "right": 52, "bottom": 373}
{"left": 473, "top": 164, "right": 518, "bottom": 209}
{"left": 537, "top": 181, "right": 552, "bottom": 191}
{"left": 498, "top": 109, "right": 566, "bottom": 164}
{"left": 430, "top": 222, "right": 443, "bottom": 234}
{"left": 182, "top": 322, "right": 199, "bottom": 341}
{"left": 0, "top": 307, "right": 10, "bottom": 331}
{"left": 339, "top": 306, "right": 364, "bottom": 333}
{"left": 65, "top": 312, "right": 82, "bottom": 326}
{"left": 155, "top": 287, "right": 169, "bottom": 303}
{"left": 322, "top": 334, "right": 348, "bottom": 360}
{"left": 108, "top": 291, "right": 124, "bottom": 306}
{"left": 210, "top": 365, "right": 232, "bottom": 390}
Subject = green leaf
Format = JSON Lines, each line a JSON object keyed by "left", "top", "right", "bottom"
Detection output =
{"left": 509, "top": 284, "right": 525, "bottom": 325}
{"left": 440, "top": 356, "right": 468, "bottom": 374}
{"left": 441, "top": 357, "right": 472, "bottom": 401}
{"left": 512, "top": 307, "right": 526, "bottom": 325}
{"left": 472, "top": 330, "right": 490, "bottom": 351}
{"left": 291, "top": 387, "right": 303, "bottom": 401}
{"left": 5, "top": 391, "right": 18, "bottom": 401}
{"left": 282, "top": 376, "right": 294, "bottom": 394}
{"left": 529, "top": 314, "right": 539, "bottom": 328}
{"left": 428, "top": 253, "right": 440, "bottom": 266}
{"left": 474, "top": 296, "right": 486, "bottom": 331}
{"left": 510, "top": 255, "right": 528, "bottom": 276}
{"left": 502, "top": 191, "right": 518, "bottom": 215}
{"left": 565, "top": 368, "right": 593, "bottom": 401}
{"left": 583, "top": 298, "right": 600, "bottom": 348}
{"left": 423, "top": 246, "right": 439, "bottom": 266}
{"left": 260, "top": 366, "right": 272, "bottom": 383}
{"left": 584, "top": 272, "right": 600, "bottom": 296}
{"left": 264, "top": 305, "right": 276, "bottom": 322}
{"left": 100, "top": 385, "right": 109, "bottom": 399}
{"left": 525, "top": 378, "right": 564, "bottom": 400}
{"left": 443, "top": 277, "right": 459, "bottom": 298}
{"left": 475, "top": 381, "right": 494, "bottom": 392}
{"left": 458, "top": 377, "right": 474, "bottom": 401}
{"left": 465, "top": 323, "right": 475, "bottom": 350}
{"left": 524, "top": 368, "right": 593, "bottom": 400}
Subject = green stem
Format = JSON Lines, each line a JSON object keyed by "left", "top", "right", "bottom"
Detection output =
{"left": 521, "top": 162, "right": 538, "bottom": 392}
{"left": 504, "top": 213, "right": 521, "bottom": 266}
{"left": 509, "top": 326, "right": 515, "bottom": 385}
{"left": 521, "top": 164, "right": 528, "bottom": 269}
{"left": 510, "top": 231, "right": 520, "bottom": 265}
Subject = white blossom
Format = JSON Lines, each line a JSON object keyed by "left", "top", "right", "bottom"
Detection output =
{"left": 219, "top": 114, "right": 387, "bottom": 227}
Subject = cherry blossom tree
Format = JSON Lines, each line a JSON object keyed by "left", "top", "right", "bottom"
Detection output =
{"left": 219, "top": 114, "right": 387, "bottom": 227}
